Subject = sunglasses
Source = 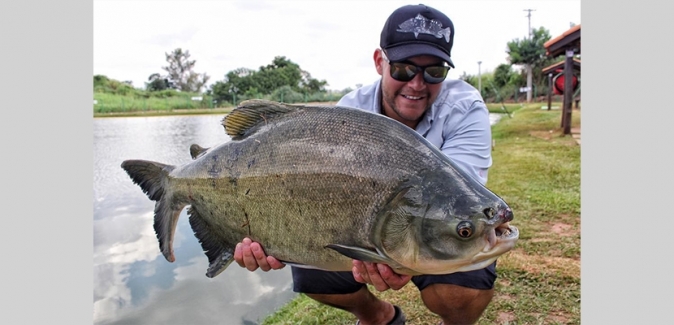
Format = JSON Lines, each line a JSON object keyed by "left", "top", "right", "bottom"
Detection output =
{"left": 382, "top": 50, "right": 450, "bottom": 84}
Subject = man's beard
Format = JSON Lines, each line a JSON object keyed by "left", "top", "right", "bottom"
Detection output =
{"left": 381, "top": 87, "right": 431, "bottom": 123}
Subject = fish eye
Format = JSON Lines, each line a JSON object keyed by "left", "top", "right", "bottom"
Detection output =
{"left": 457, "top": 221, "right": 474, "bottom": 238}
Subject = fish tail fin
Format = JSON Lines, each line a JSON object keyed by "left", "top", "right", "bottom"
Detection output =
{"left": 121, "top": 159, "right": 183, "bottom": 263}
{"left": 187, "top": 206, "right": 235, "bottom": 278}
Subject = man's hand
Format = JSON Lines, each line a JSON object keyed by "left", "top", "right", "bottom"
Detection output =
{"left": 352, "top": 260, "right": 412, "bottom": 291}
{"left": 233, "top": 237, "right": 285, "bottom": 271}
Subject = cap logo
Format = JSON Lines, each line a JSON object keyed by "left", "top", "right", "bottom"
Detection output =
{"left": 396, "top": 14, "right": 451, "bottom": 43}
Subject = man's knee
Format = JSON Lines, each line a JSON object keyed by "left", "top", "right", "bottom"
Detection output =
{"left": 420, "top": 283, "right": 494, "bottom": 324}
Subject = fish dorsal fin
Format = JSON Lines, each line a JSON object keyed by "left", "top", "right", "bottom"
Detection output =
{"left": 222, "top": 99, "right": 301, "bottom": 140}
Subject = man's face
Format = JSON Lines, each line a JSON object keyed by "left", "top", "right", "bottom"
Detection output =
{"left": 375, "top": 49, "right": 446, "bottom": 129}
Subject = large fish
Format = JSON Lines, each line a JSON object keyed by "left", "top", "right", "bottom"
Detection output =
{"left": 121, "top": 100, "right": 518, "bottom": 278}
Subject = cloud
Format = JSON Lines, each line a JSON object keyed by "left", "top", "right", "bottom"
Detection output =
{"left": 144, "top": 26, "right": 200, "bottom": 48}
{"left": 93, "top": 210, "right": 162, "bottom": 323}
{"left": 93, "top": 0, "right": 580, "bottom": 104}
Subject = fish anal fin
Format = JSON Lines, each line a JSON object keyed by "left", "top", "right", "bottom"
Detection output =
{"left": 187, "top": 206, "right": 235, "bottom": 278}
{"left": 206, "top": 250, "right": 234, "bottom": 278}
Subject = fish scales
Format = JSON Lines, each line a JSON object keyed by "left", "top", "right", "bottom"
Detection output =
{"left": 171, "top": 106, "right": 439, "bottom": 268}
{"left": 121, "top": 99, "right": 519, "bottom": 278}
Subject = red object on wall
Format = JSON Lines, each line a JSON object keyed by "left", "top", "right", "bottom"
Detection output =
{"left": 552, "top": 69, "right": 579, "bottom": 95}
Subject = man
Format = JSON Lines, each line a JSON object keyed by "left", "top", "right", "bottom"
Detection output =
{"left": 234, "top": 4, "right": 495, "bottom": 325}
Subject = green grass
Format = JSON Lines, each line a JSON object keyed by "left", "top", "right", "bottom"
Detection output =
{"left": 94, "top": 94, "right": 525, "bottom": 118}
{"left": 261, "top": 102, "right": 581, "bottom": 325}
{"left": 92, "top": 92, "right": 344, "bottom": 117}
{"left": 93, "top": 92, "right": 221, "bottom": 115}
{"left": 486, "top": 103, "right": 523, "bottom": 115}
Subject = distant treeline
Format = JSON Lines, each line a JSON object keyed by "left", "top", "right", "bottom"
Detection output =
{"left": 93, "top": 74, "right": 349, "bottom": 114}
{"left": 95, "top": 27, "right": 582, "bottom": 114}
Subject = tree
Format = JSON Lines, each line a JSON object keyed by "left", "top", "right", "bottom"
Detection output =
{"left": 210, "top": 67, "right": 260, "bottom": 104}
{"left": 458, "top": 71, "right": 477, "bottom": 88}
{"left": 162, "top": 48, "right": 210, "bottom": 93}
{"left": 145, "top": 73, "right": 171, "bottom": 92}
{"left": 506, "top": 27, "right": 551, "bottom": 102}
{"left": 252, "top": 56, "right": 304, "bottom": 93}
{"left": 210, "top": 56, "right": 328, "bottom": 104}
{"left": 493, "top": 64, "right": 514, "bottom": 88}
{"left": 300, "top": 71, "right": 328, "bottom": 93}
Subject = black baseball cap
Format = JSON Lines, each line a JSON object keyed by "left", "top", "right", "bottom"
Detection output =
{"left": 380, "top": 4, "right": 455, "bottom": 68}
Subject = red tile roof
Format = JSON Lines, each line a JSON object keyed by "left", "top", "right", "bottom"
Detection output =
{"left": 544, "top": 24, "right": 581, "bottom": 57}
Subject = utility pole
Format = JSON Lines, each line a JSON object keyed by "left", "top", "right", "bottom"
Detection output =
{"left": 524, "top": 9, "right": 536, "bottom": 38}
{"left": 523, "top": 8, "right": 535, "bottom": 103}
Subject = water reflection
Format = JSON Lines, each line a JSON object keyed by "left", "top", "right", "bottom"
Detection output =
{"left": 93, "top": 115, "right": 295, "bottom": 325}
{"left": 93, "top": 113, "right": 502, "bottom": 325}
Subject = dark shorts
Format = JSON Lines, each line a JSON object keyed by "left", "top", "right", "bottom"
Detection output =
{"left": 291, "top": 262, "right": 497, "bottom": 294}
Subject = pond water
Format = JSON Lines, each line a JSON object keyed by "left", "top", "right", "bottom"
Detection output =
{"left": 93, "top": 115, "right": 297, "bottom": 325}
{"left": 92, "top": 112, "right": 501, "bottom": 325}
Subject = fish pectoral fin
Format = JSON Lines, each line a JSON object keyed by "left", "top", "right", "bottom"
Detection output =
{"left": 187, "top": 206, "right": 235, "bottom": 278}
{"left": 277, "top": 261, "right": 317, "bottom": 269}
{"left": 325, "top": 244, "right": 393, "bottom": 265}
{"left": 327, "top": 244, "right": 421, "bottom": 275}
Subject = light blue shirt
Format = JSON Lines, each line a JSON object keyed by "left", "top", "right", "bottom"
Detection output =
{"left": 337, "top": 78, "right": 492, "bottom": 185}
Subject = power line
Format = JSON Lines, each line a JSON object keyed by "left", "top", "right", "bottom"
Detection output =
{"left": 523, "top": 9, "right": 536, "bottom": 38}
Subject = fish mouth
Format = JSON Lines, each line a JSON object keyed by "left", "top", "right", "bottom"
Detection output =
{"left": 484, "top": 222, "right": 519, "bottom": 253}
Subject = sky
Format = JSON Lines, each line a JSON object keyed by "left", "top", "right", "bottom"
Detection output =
{"left": 93, "top": 0, "right": 581, "bottom": 92}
